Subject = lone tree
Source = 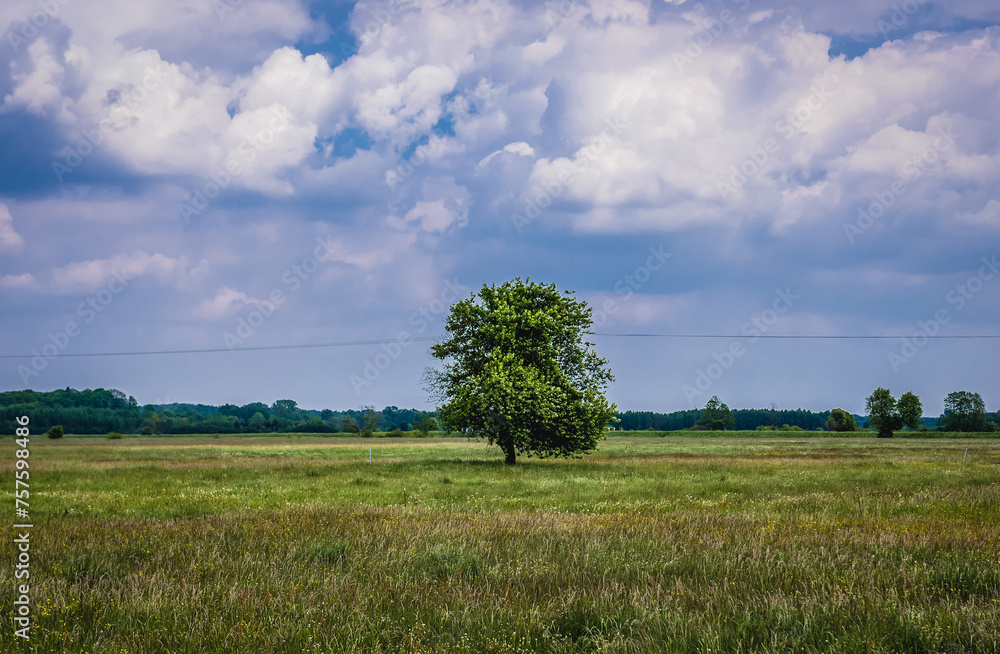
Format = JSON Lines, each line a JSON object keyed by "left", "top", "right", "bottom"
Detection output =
{"left": 940, "top": 391, "right": 989, "bottom": 432}
{"left": 360, "top": 406, "right": 379, "bottom": 438}
{"left": 865, "top": 388, "right": 921, "bottom": 438}
{"left": 427, "top": 278, "right": 617, "bottom": 465}
{"left": 696, "top": 396, "right": 735, "bottom": 430}
{"left": 413, "top": 412, "right": 439, "bottom": 437}
{"left": 897, "top": 391, "right": 923, "bottom": 430}
{"left": 825, "top": 408, "right": 857, "bottom": 432}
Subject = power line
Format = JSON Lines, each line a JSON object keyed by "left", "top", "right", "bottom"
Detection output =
{"left": 0, "top": 337, "right": 439, "bottom": 359}
{"left": 1, "top": 332, "right": 998, "bottom": 359}
{"left": 592, "top": 333, "right": 1000, "bottom": 340}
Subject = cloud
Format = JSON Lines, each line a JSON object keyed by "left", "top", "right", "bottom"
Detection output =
{"left": 584, "top": 291, "right": 695, "bottom": 328}
{"left": 217, "top": 103, "right": 318, "bottom": 195}
{"left": 1, "top": 39, "right": 71, "bottom": 120}
{"left": 2, "top": 1, "right": 998, "bottom": 230}
{"left": 0, "top": 203, "right": 24, "bottom": 252}
{"left": 0, "top": 0, "right": 314, "bottom": 72}
{"left": 194, "top": 286, "right": 264, "bottom": 320}
{"left": 0, "top": 0, "right": 998, "bottom": 413}
{"left": 0, "top": 273, "right": 34, "bottom": 289}
{"left": 3, "top": 251, "right": 209, "bottom": 295}
{"left": 311, "top": 232, "right": 418, "bottom": 271}
{"left": 957, "top": 198, "right": 1000, "bottom": 225}
{"left": 477, "top": 141, "right": 535, "bottom": 168}
{"left": 392, "top": 177, "right": 472, "bottom": 232}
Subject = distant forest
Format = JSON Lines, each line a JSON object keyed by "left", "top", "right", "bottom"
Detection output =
{"left": 0, "top": 388, "right": 432, "bottom": 435}
{"left": 1, "top": 388, "right": 995, "bottom": 436}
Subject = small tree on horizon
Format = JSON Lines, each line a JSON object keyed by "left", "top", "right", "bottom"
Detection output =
{"left": 47, "top": 425, "right": 64, "bottom": 439}
{"left": 897, "top": 392, "right": 923, "bottom": 430}
{"left": 414, "top": 412, "right": 439, "bottom": 437}
{"left": 865, "top": 387, "right": 920, "bottom": 438}
{"left": 696, "top": 396, "right": 735, "bottom": 430}
{"left": 339, "top": 415, "right": 359, "bottom": 433}
{"left": 825, "top": 409, "right": 857, "bottom": 432}
{"left": 360, "top": 406, "right": 379, "bottom": 438}
{"left": 940, "top": 391, "right": 990, "bottom": 432}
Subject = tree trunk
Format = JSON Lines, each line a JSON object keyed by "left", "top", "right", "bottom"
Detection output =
{"left": 502, "top": 437, "right": 517, "bottom": 465}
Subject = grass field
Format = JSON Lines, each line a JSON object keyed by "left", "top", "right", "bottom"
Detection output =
{"left": 2, "top": 435, "right": 998, "bottom": 653}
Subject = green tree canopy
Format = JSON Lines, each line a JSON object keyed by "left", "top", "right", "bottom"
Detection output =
{"left": 248, "top": 412, "right": 268, "bottom": 432}
{"left": 360, "top": 406, "right": 380, "bottom": 437}
{"left": 271, "top": 399, "right": 300, "bottom": 420}
{"left": 414, "top": 412, "right": 439, "bottom": 437}
{"left": 340, "top": 415, "right": 359, "bottom": 433}
{"left": 696, "top": 396, "right": 735, "bottom": 430}
{"left": 865, "top": 387, "right": 905, "bottom": 438}
{"left": 825, "top": 408, "right": 857, "bottom": 432}
{"left": 428, "top": 278, "right": 616, "bottom": 465}
{"left": 940, "top": 391, "right": 989, "bottom": 432}
{"left": 897, "top": 392, "right": 923, "bottom": 430}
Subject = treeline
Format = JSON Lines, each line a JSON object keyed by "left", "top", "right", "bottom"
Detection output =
{"left": 0, "top": 389, "right": 435, "bottom": 435}
{"left": 0, "top": 388, "right": 143, "bottom": 434}
{"left": 2, "top": 388, "right": 997, "bottom": 436}
{"left": 614, "top": 408, "right": 857, "bottom": 431}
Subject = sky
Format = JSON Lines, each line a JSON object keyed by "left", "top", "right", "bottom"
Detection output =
{"left": 0, "top": 0, "right": 998, "bottom": 416}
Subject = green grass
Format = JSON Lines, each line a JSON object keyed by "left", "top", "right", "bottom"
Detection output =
{"left": 38, "top": 428, "right": 995, "bottom": 439}
{"left": 2, "top": 436, "right": 998, "bottom": 652}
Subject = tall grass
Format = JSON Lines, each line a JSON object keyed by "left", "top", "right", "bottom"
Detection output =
{"left": 1, "top": 437, "right": 997, "bottom": 652}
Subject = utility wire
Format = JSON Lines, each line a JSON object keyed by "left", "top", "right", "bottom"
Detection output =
{"left": 0, "top": 337, "right": 439, "bottom": 359}
{"left": 593, "top": 333, "right": 1000, "bottom": 340}
{"left": 1, "top": 333, "right": 998, "bottom": 359}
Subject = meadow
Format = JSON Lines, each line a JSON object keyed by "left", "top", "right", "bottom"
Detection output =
{"left": 1, "top": 434, "right": 998, "bottom": 653}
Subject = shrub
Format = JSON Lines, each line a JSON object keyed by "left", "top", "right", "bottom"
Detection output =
{"left": 107, "top": 432, "right": 124, "bottom": 440}
{"left": 826, "top": 408, "right": 857, "bottom": 432}
{"left": 388, "top": 428, "right": 404, "bottom": 437}
{"left": 140, "top": 426, "right": 153, "bottom": 436}
{"left": 47, "top": 425, "right": 64, "bottom": 439}
{"left": 413, "top": 414, "right": 439, "bottom": 437}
